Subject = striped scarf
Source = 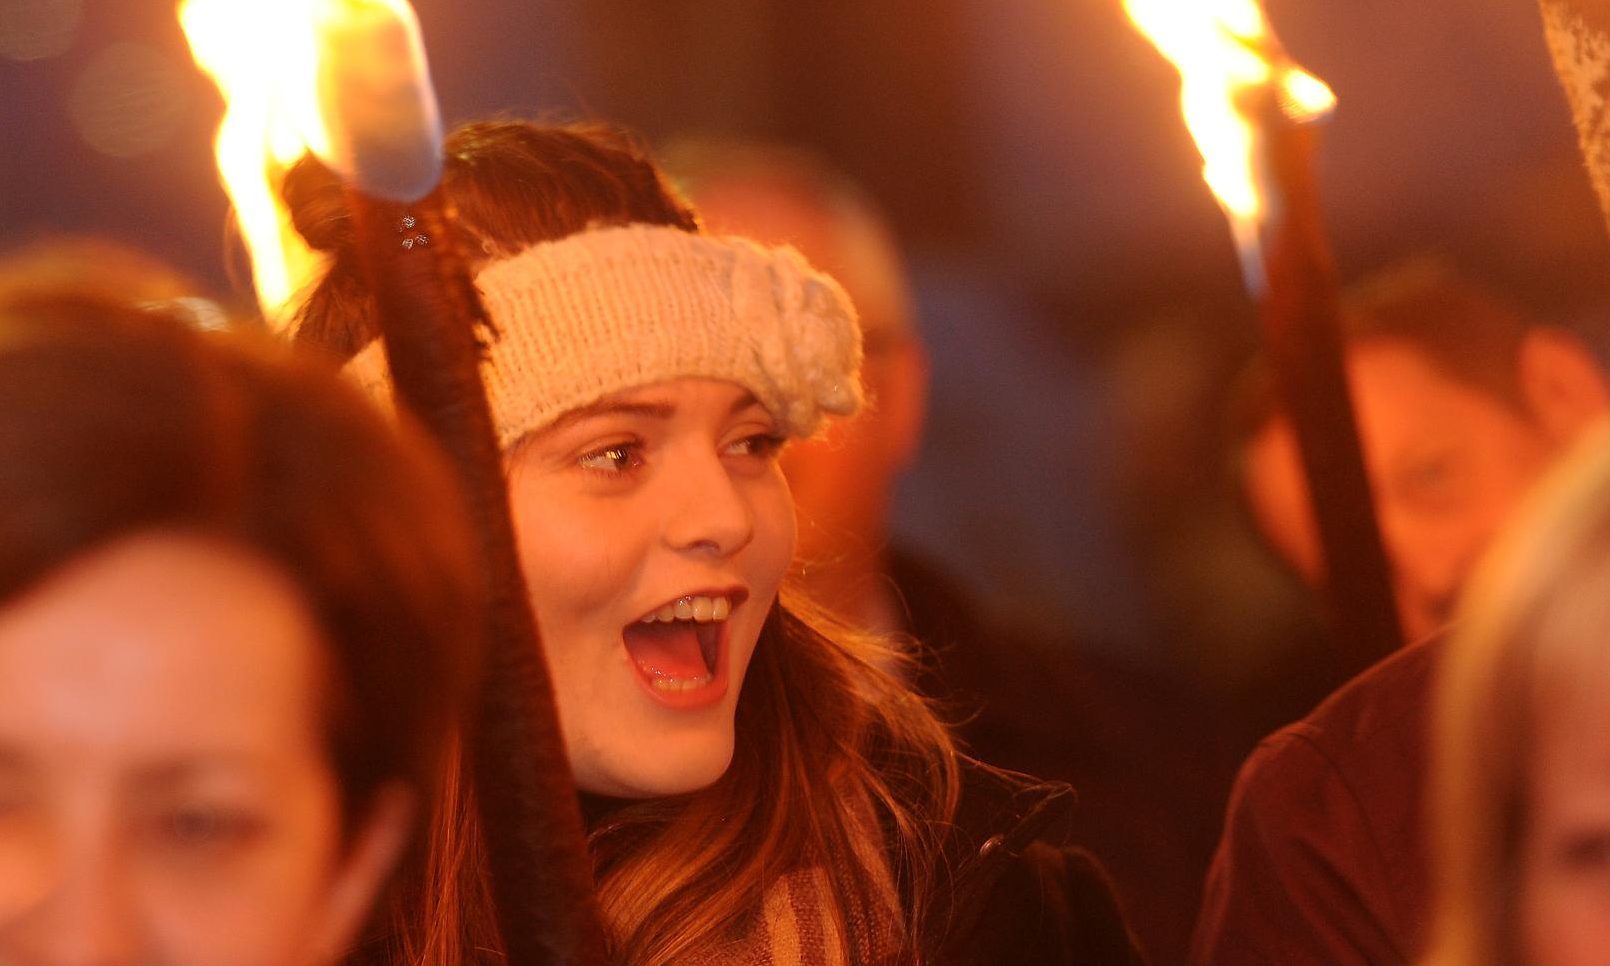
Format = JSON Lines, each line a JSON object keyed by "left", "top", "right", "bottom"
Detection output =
{"left": 682, "top": 796, "right": 907, "bottom": 966}
{"left": 684, "top": 863, "right": 904, "bottom": 966}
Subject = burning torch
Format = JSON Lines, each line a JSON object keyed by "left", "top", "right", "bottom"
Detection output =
{"left": 179, "top": 1, "right": 608, "bottom": 962}
{"left": 1124, "top": 0, "right": 1404, "bottom": 673}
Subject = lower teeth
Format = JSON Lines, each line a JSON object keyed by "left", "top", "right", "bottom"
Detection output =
{"left": 649, "top": 674, "right": 713, "bottom": 692}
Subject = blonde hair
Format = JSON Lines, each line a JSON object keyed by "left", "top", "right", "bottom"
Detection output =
{"left": 1428, "top": 422, "right": 1610, "bottom": 966}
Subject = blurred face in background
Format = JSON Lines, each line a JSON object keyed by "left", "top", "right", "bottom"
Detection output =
{"left": 779, "top": 331, "right": 926, "bottom": 566}
{"left": 1519, "top": 672, "right": 1610, "bottom": 966}
{"left": 0, "top": 534, "right": 408, "bottom": 966}
{"left": 689, "top": 169, "right": 927, "bottom": 566}
{"left": 1244, "top": 333, "right": 1608, "bottom": 643}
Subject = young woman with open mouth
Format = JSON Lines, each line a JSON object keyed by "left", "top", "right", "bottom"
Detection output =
{"left": 287, "top": 121, "right": 1141, "bottom": 965}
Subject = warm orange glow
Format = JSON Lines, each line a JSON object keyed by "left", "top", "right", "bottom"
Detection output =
{"left": 179, "top": 0, "right": 435, "bottom": 325}
{"left": 1123, "top": 0, "right": 1335, "bottom": 237}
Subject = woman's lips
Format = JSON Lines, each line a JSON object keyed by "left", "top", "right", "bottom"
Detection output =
{"left": 622, "top": 604, "right": 733, "bottom": 710}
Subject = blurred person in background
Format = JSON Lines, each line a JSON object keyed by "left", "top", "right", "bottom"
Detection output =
{"left": 1426, "top": 423, "right": 1610, "bottom": 966}
{"left": 667, "top": 138, "right": 1231, "bottom": 964}
{"left": 1194, "top": 262, "right": 1610, "bottom": 965}
{"left": 1423, "top": 10, "right": 1610, "bottom": 963}
{"left": 1238, "top": 261, "right": 1608, "bottom": 646}
{"left": 662, "top": 141, "right": 978, "bottom": 675}
{"left": 0, "top": 292, "right": 483, "bottom": 964}
{"left": 0, "top": 235, "right": 230, "bottom": 329}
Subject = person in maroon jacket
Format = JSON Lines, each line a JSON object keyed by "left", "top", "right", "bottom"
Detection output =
{"left": 1194, "top": 263, "right": 1610, "bottom": 965}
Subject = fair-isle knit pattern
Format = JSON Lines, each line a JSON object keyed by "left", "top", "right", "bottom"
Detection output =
{"left": 1542, "top": 0, "right": 1610, "bottom": 229}
{"left": 344, "top": 224, "right": 864, "bottom": 450}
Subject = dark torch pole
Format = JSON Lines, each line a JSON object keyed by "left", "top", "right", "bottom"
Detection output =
{"left": 347, "top": 189, "right": 609, "bottom": 966}
{"left": 1253, "top": 102, "right": 1404, "bottom": 677}
{"left": 179, "top": 0, "right": 608, "bottom": 956}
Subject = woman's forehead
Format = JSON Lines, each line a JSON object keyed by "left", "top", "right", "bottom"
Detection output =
{"left": 0, "top": 533, "right": 329, "bottom": 760}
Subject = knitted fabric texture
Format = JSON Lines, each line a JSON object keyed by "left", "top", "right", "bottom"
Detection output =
{"left": 679, "top": 864, "right": 900, "bottom": 965}
{"left": 345, "top": 223, "right": 864, "bottom": 450}
{"left": 682, "top": 793, "right": 903, "bottom": 966}
{"left": 1543, "top": 0, "right": 1610, "bottom": 229}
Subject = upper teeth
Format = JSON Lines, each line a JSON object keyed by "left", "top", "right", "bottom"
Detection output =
{"left": 640, "top": 595, "right": 732, "bottom": 624}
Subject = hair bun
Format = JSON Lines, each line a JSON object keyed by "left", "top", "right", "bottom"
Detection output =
{"left": 283, "top": 154, "right": 354, "bottom": 255}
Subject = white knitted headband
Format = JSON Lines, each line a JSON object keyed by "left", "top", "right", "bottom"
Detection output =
{"left": 344, "top": 223, "right": 864, "bottom": 450}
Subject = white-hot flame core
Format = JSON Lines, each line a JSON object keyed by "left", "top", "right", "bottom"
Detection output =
{"left": 179, "top": 0, "right": 437, "bottom": 324}
{"left": 1280, "top": 69, "right": 1337, "bottom": 123}
{"left": 179, "top": 0, "right": 327, "bottom": 323}
{"left": 1123, "top": 0, "right": 1335, "bottom": 254}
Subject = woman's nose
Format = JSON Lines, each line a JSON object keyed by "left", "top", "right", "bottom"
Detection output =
{"left": 661, "top": 453, "right": 755, "bottom": 558}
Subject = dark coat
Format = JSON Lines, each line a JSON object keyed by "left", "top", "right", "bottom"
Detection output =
{"left": 895, "top": 548, "right": 1233, "bottom": 963}
{"left": 923, "top": 763, "right": 1147, "bottom": 965}
{"left": 1191, "top": 636, "right": 1438, "bottom": 966}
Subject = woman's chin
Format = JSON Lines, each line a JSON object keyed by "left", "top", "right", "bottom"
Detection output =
{"left": 573, "top": 734, "right": 736, "bottom": 799}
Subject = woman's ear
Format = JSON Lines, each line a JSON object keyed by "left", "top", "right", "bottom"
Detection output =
{"left": 303, "top": 784, "right": 416, "bottom": 964}
{"left": 1519, "top": 328, "right": 1610, "bottom": 444}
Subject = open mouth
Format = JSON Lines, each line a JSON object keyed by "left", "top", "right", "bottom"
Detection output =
{"left": 622, "top": 591, "right": 745, "bottom": 707}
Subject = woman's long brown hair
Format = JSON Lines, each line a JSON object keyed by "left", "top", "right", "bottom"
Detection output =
{"left": 589, "top": 593, "right": 960, "bottom": 964}
{"left": 287, "top": 120, "right": 961, "bottom": 964}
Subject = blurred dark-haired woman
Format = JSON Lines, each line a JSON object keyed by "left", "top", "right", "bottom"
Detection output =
{"left": 0, "top": 293, "right": 483, "bottom": 964}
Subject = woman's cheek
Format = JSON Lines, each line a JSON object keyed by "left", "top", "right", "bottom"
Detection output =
{"left": 514, "top": 499, "right": 636, "bottom": 616}
{"left": 754, "top": 471, "right": 798, "bottom": 577}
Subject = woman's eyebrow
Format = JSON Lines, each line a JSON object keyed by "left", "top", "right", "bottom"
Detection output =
{"left": 128, "top": 754, "right": 270, "bottom": 789}
{"left": 537, "top": 392, "right": 764, "bottom": 438}
{"left": 547, "top": 399, "right": 676, "bottom": 430}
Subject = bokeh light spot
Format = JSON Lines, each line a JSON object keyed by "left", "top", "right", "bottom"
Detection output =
{"left": 69, "top": 42, "right": 188, "bottom": 158}
{"left": 0, "top": 0, "right": 81, "bottom": 61}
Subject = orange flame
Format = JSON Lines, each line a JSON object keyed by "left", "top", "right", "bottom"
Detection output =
{"left": 1123, "top": 0, "right": 1335, "bottom": 279}
{"left": 179, "top": 0, "right": 434, "bottom": 326}
{"left": 179, "top": 0, "right": 327, "bottom": 324}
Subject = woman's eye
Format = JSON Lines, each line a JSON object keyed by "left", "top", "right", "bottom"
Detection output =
{"left": 1557, "top": 830, "right": 1610, "bottom": 874}
{"left": 1410, "top": 456, "right": 1453, "bottom": 488}
{"left": 154, "top": 805, "right": 264, "bottom": 853}
{"left": 725, "top": 433, "right": 786, "bottom": 460}
{"left": 0, "top": 786, "right": 35, "bottom": 821}
{"left": 1397, "top": 449, "right": 1468, "bottom": 512}
{"left": 578, "top": 442, "right": 643, "bottom": 474}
